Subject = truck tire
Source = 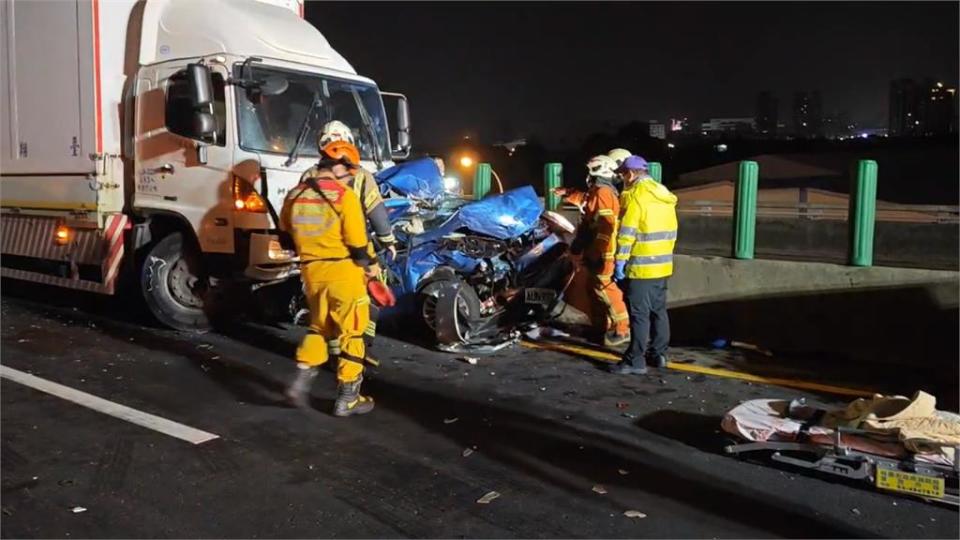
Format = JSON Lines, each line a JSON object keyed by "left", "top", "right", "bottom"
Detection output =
{"left": 140, "top": 232, "right": 211, "bottom": 332}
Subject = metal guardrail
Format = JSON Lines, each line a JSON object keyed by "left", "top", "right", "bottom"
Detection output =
{"left": 678, "top": 200, "right": 960, "bottom": 224}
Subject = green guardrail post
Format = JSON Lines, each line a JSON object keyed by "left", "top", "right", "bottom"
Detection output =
{"left": 474, "top": 163, "right": 491, "bottom": 200}
{"left": 732, "top": 160, "right": 759, "bottom": 260}
{"left": 544, "top": 163, "right": 563, "bottom": 210}
{"left": 648, "top": 162, "right": 663, "bottom": 183}
{"left": 848, "top": 159, "right": 878, "bottom": 267}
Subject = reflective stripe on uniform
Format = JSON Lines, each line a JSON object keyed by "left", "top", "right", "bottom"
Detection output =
{"left": 616, "top": 243, "right": 632, "bottom": 256}
{"left": 636, "top": 230, "right": 677, "bottom": 242}
{"left": 596, "top": 233, "right": 611, "bottom": 242}
{"left": 619, "top": 226, "right": 637, "bottom": 238}
{"left": 292, "top": 215, "right": 333, "bottom": 225}
{"left": 629, "top": 254, "right": 673, "bottom": 266}
{"left": 596, "top": 209, "right": 615, "bottom": 217}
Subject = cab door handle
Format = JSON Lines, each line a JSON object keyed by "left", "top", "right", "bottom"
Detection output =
{"left": 145, "top": 163, "right": 175, "bottom": 175}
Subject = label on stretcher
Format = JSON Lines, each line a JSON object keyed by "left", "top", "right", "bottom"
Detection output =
{"left": 875, "top": 468, "right": 945, "bottom": 499}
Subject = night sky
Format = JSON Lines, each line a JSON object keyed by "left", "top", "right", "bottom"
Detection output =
{"left": 308, "top": 1, "right": 959, "bottom": 149}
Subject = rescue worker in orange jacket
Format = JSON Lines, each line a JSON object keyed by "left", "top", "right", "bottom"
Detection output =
{"left": 552, "top": 155, "right": 630, "bottom": 346}
{"left": 281, "top": 141, "right": 377, "bottom": 417}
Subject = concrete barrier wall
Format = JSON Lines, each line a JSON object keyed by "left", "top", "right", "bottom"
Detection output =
{"left": 668, "top": 254, "right": 959, "bottom": 308}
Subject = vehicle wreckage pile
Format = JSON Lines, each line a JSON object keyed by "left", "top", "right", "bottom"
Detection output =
{"left": 301, "top": 158, "right": 578, "bottom": 353}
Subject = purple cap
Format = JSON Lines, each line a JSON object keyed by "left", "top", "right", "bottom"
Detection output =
{"left": 616, "top": 155, "right": 649, "bottom": 172}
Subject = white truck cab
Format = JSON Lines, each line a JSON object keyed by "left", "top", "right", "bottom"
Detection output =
{"left": 1, "top": 0, "right": 411, "bottom": 330}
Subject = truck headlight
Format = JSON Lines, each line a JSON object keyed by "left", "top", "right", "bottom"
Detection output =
{"left": 232, "top": 176, "right": 268, "bottom": 213}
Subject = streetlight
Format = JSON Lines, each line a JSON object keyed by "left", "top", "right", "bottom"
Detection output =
{"left": 459, "top": 155, "right": 474, "bottom": 168}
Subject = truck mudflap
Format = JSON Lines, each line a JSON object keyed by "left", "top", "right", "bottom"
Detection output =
{"left": 0, "top": 213, "right": 129, "bottom": 294}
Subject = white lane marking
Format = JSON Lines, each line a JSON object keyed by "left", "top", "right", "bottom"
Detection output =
{"left": 1, "top": 365, "right": 219, "bottom": 445}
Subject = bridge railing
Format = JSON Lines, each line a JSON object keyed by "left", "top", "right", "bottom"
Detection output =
{"left": 678, "top": 200, "right": 960, "bottom": 224}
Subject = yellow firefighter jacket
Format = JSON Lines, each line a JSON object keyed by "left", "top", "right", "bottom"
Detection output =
{"left": 299, "top": 165, "right": 395, "bottom": 246}
{"left": 615, "top": 177, "right": 679, "bottom": 279}
{"left": 281, "top": 169, "right": 370, "bottom": 280}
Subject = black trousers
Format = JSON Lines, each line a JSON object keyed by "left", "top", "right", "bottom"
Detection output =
{"left": 620, "top": 277, "right": 670, "bottom": 366}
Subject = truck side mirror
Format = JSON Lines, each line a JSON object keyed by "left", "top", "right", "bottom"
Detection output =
{"left": 187, "top": 63, "right": 213, "bottom": 108}
{"left": 382, "top": 92, "right": 411, "bottom": 160}
{"left": 187, "top": 63, "right": 216, "bottom": 140}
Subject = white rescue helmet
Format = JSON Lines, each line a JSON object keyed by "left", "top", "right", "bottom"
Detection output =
{"left": 318, "top": 120, "right": 355, "bottom": 148}
{"left": 607, "top": 148, "right": 632, "bottom": 167}
{"left": 586, "top": 154, "right": 618, "bottom": 179}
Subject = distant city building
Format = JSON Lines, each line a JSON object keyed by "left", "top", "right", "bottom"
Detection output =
{"left": 669, "top": 118, "right": 689, "bottom": 132}
{"left": 792, "top": 91, "right": 823, "bottom": 138}
{"left": 649, "top": 121, "right": 666, "bottom": 140}
{"left": 920, "top": 80, "right": 957, "bottom": 135}
{"left": 889, "top": 78, "right": 957, "bottom": 136}
{"left": 889, "top": 78, "right": 922, "bottom": 136}
{"left": 700, "top": 117, "right": 755, "bottom": 135}
{"left": 755, "top": 91, "right": 779, "bottom": 136}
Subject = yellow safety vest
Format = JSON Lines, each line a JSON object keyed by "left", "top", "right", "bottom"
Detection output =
{"left": 615, "top": 178, "right": 678, "bottom": 279}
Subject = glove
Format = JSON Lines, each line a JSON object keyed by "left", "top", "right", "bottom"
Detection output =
{"left": 614, "top": 260, "right": 626, "bottom": 282}
{"left": 365, "top": 263, "right": 382, "bottom": 279}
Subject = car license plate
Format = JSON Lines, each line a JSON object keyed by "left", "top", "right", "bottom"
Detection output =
{"left": 524, "top": 288, "right": 556, "bottom": 306}
{"left": 875, "top": 468, "right": 945, "bottom": 499}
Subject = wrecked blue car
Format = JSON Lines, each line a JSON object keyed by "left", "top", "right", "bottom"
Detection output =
{"left": 375, "top": 158, "right": 576, "bottom": 351}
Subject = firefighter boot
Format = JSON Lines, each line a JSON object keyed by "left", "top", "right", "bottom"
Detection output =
{"left": 285, "top": 364, "right": 318, "bottom": 408}
{"left": 333, "top": 375, "right": 375, "bottom": 417}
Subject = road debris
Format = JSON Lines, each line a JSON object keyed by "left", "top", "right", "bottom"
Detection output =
{"left": 462, "top": 448, "right": 474, "bottom": 457}
{"left": 524, "top": 326, "right": 571, "bottom": 340}
{"left": 592, "top": 485, "right": 608, "bottom": 494}
{"left": 461, "top": 356, "right": 478, "bottom": 365}
{"left": 618, "top": 469, "right": 629, "bottom": 475}
{"left": 70, "top": 506, "right": 87, "bottom": 514}
{"left": 443, "top": 417, "right": 459, "bottom": 424}
{"left": 616, "top": 402, "right": 629, "bottom": 410}
{"left": 476, "top": 491, "right": 500, "bottom": 504}
{"left": 621, "top": 412, "right": 637, "bottom": 419}
{"left": 730, "top": 340, "right": 773, "bottom": 357}
{"left": 851, "top": 508, "right": 861, "bottom": 516}
{"left": 624, "top": 510, "right": 647, "bottom": 519}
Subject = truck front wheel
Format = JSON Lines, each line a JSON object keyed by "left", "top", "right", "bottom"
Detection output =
{"left": 140, "top": 232, "right": 211, "bottom": 331}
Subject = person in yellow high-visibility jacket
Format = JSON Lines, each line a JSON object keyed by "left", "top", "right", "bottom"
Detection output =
{"left": 281, "top": 141, "right": 378, "bottom": 417}
{"left": 552, "top": 155, "right": 630, "bottom": 347}
{"left": 610, "top": 155, "right": 678, "bottom": 375}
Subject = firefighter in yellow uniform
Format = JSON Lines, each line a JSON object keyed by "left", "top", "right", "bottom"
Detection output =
{"left": 301, "top": 121, "right": 396, "bottom": 352}
{"left": 281, "top": 141, "right": 377, "bottom": 416}
{"left": 610, "top": 155, "right": 678, "bottom": 375}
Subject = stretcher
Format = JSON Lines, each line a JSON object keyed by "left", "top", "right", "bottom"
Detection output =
{"left": 722, "top": 399, "right": 959, "bottom": 506}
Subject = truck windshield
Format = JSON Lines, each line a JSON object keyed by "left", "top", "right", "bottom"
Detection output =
{"left": 235, "top": 65, "right": 390, "bottom": 162}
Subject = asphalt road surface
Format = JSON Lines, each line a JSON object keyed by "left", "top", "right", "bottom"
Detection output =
{"left": 1, "top": 283, "right": 957, "bottom": 538}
